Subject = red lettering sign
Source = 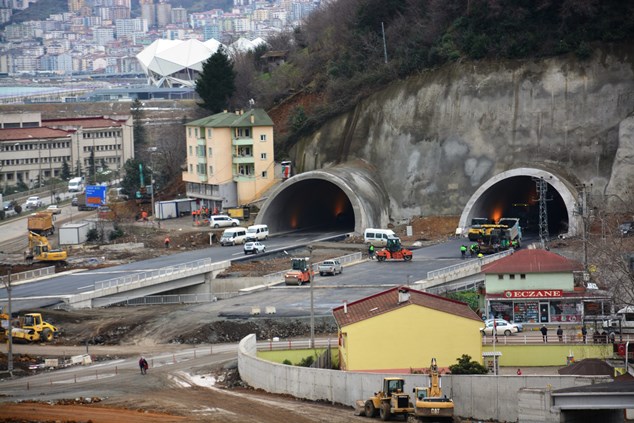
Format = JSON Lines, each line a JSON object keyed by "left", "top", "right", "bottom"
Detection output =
{"left": 504, "top": 290, "right": 563, "bottom": 298}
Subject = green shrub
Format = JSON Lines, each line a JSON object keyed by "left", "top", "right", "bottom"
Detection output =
{"left": 109, "top": 224, "right": 124, "bottom": 241}
{"left": 87, "top": 228, "right": 100, "bottom": 242}
{"left": 296, "top": 355, "right": 315, "bottom": 367}
{"left": 449, "top": 354, "right": 488, "bottom": 374}
{"left": 282, "top": 359, "right": 292, "bottom": 365}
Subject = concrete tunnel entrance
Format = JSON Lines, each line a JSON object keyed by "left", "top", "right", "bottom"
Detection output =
{"left": 459, "top": 168, "right": 581, "bottom": 238}
{"left": 256, "top": 164, "right": 391, "bottom": 234}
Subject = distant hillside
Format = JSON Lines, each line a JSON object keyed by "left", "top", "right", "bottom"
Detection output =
{"left": 5, "top": 0, "right": 65, "bottom": 25}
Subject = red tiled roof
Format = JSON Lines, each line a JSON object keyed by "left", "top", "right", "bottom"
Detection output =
{"left": 482, "top": 249, "right": 583, "bottom": 274}
{"left": 0, "top": 127, "right": 70, "bottom": 141}
{"left": 43, "top": 117, "right": 124, "bottom": 129}
{"left": 332, "top": 286, "right": 482, "bottom": 328}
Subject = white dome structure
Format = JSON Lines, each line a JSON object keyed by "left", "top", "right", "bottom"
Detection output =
{"left": 136, "top": 38, "right": 224, "bottom": 88}
{"left": 136, "top": 38, "right": 269, "bottom": 88}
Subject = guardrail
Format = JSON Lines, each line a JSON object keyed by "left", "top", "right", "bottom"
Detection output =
{"left": 426, "top": 249, "right": 513, "bottom": 279}
{"left": 0, "top": 266, "right": 55, "bottom": 284}
{"left": 262, "top": 252, "right": 362, "bottom": 285}
{"left": 94, "top": 257, "right": 226, "bottom": 291}
{"left": 105, "top": 292, "right": 224, "bottom": 306}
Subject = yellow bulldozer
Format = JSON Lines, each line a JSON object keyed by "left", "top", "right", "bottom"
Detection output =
{"left": 411, "top": 358, "right": 454, "bottom": 421}
{"left": 0, "top": 309, "right": 58, "bottom": 343}
{"left": 355, "top": 377, "right": 414, "bottom": 420}
{"left": 26, "top": 231, "right": 67, "bottom": 264}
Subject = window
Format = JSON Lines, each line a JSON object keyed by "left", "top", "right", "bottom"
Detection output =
{"left": 260, "top": 153, "right": 267, "bottom": 160}
{"left": 195, "top": 128, "right": 198, "bottom": 137}
{"left": 209, "top": 165, "right": 213, "bottom": 175}
{"left": 520, "top": 274, "right": 526, "bottom": 279}
{"left": 189, "top": 146, "right": 192, "bottom": 155}
{"left": 208, "top": 147, "right": 212, "bottom": 157}
{"left": 207, "top": 129, "right": 212, "bottom": 137}
{"left": 261, "top": 170, "right": 267, "bottom": 178}
{"left": 498, "top": 275, "right": 503, "bottom": 280}
{"left": 188, "top": 128, "right": 191, "bottom": 137}
{"left": 260, "top": 134, "right": 266, "bottom": 141}
{"left": 509, "top": 274, "right": 515, "bottom": 280}
{"left": 189, "top": 164, "right": 193, "bottom": 173}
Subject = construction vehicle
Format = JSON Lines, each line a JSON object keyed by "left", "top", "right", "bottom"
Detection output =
{"left": 411, "top": 358, "right": 454, "bottom": 421}
{"left": 26, "top": 231, "right": 68, "bottom": 264}
{"left": 354, "top": 377, "right": 414, "bottom": 420}
{"left": 75, "top": 192, "right": 95, "bottom": 211}
{"left": 27, "top": 212, "right": 55, "bottom": 236}
{"left": 0, "top": 309, "right": 58, "bottom": 343}
{"left": 375, "top": 235, "right": 413, "bottom": 262}
{"left": 478, "top": 218, "right": 522, "bottom": 254}
{"left": 467, "top": 217, "right": 492, "bottom": 241}
{"left": 284, "top": 257, "right": 314, "bottom": 285}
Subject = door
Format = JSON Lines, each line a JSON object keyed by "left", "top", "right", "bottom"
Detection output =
{"left": 539, "top": 302, "right": 549, "bottom": 323}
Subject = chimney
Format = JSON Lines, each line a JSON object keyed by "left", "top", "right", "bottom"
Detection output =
{"left": 250, "top": 115, "right": 255, "bottom": 124}
{"left": 343, "top": 301, "right": 347, "bottom": 314}
{"left": 398, "top": 288, "right": 410, "bottom": 304}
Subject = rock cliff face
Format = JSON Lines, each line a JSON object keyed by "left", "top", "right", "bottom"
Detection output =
{"left": 291, "top": 45, "right": 634, "bottom": 221}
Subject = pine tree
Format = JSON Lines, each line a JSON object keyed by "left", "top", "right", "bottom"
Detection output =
{"left": 131, "top": 98, "right": 147, "bottom": 157}
{"left": 61, "top": 158, "right": 71, "bottom": 180}
{"left": 195, "top": 47, "right": 236, "bottom": 113}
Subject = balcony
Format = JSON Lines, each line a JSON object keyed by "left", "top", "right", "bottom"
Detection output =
{"left": 233, "top": 154, "right": 254, "bottom": 164}
{"left": 233, "top": 173, "right": 255, "bottom": 182}
{"left": 232, "top": 137, "right": 253, "bottom": 146}
{"left": 198, "top": 173, "right": 207, "bottom": 182}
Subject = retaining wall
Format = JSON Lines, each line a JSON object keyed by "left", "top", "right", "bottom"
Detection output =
{"left": 238, "top": 334, "right": 611, "bottom": 422}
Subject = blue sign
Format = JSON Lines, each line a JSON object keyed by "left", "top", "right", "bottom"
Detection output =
{"left": 85, "top": 185, "right": 106, "bottom": 208}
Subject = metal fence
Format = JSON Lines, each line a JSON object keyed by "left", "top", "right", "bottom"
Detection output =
{"left": 262, "top": 252, "right": 363, "bottom": 285}
{"left": 104, "top": 292, "right": 223, "bottom": 306}
{"left": 426, "top": 249, "right": 513, "bottom": 280}
{"left": 94, "top": 258, "right": 229, "bottom": 291}
{"left": 0, "top": 266, "right": 55, "bottom": 284}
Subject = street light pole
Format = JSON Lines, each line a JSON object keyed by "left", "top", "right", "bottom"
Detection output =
{"left": 2, "top": 268, "right": 13, "bottom": 375}
{"left": 148, "top": 147, "right": 157, "bottom": 219}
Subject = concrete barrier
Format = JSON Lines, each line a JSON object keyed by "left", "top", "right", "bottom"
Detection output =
{"left": 238, "top": 334, "right": 611, "bottom": 421}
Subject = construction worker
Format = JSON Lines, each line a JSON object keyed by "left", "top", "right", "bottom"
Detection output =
{"left": 164, "top": 236, "right": 170, "bottom": 249}
{"left": 477, "top": 252, "right": 484, "bottom": 259}
{"left": 460, "top": 244, "right": 467, "bottom": 258}
{"left": 368, "top": 244, "right": 375, "bottom": 260}
{"left": 470, "top": 243, "right": 479, "bottom": 257}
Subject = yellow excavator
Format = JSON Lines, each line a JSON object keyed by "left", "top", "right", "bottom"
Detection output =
{"left": 26, "top": 231, "right": 67, "bottom": 264}
{"left": 412, "top": 358, "right": 454, "bottom": 421}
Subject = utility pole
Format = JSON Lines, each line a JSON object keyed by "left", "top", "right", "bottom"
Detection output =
{"left": 579, "top": 184, "right": 590, "bottom": 270}
{"left": 1, "top": 268, "right": 13, "bottom": 375}
{"left": 533, "top": 177, "right": 551, "bottom": 249}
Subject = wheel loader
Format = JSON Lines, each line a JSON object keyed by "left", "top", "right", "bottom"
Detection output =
{"left": 354, "top": 377, "right": 414, "bottom": 421}
{"left": 375, "top": 236, "right": 413, "bottom": 262}
{"left": 411, "top": 358, "right": 454, "bottom": 421}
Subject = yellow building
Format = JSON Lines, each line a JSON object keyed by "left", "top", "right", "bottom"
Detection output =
{"left": 183, "top": 109, "right": 276, "bottom": 211}
{"left": 333, "top": 286, "right": 483, "bottom": 373}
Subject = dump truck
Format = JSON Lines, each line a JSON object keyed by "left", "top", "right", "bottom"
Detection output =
{"left": 284, "top": 257, "right": 314, "bottom": 285}
{"left": 411, "top": 358, "right": 454, "bottom": 421}
{"left": 375, "top": 235, "right": 413, "bottom": 262}
{"left": 26, "top": 231, "right": 68, "bottom": 264}
{"left": 27, "top": 212, "right": 55, "bottom": 236}
{"left": 354, "top": 377, "right": 414, "bottom": 420}
{"left": 0, "top": 311, "right": 58, "bottom": 343}
{"left": 75, "top": 192, "right": 95, "bottom": 211}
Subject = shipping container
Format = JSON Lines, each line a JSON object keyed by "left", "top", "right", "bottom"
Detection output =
{"left": 154, "top": 199, "right": 197, "bottom": 220}
{"left": 59, "top": 222, "right": 93, "bottom": 245}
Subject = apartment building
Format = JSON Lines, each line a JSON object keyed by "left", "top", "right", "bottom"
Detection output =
{"left": 183, "top": 109, "right": 275, "bottom": 212}
{"left": 0, "top": 112, "right": 134, "bottom": 189}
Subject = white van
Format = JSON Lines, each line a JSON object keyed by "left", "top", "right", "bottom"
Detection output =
{"left": 364, "top": 228, "right": 396, "bottom": 247}
{"left": 246, "top": 224, "right": 269, "bottom": 241}
{"left": 68, "top": 177, "right": 84, "bottom": 192}
{"left": 220, "top": 227, "right": 248, "bottom": 246}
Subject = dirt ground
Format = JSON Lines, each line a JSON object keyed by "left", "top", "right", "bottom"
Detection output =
{"left": 0, "top": 215, "right": 466, "bottom": 422}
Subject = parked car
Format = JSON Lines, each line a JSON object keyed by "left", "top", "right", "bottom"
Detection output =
{"left": 619, "top": 221, "right": 633, "bottom": 237}
{"left": 318, "top": 259, "right": 343, "bottom": 276}
{"left": 484, "top": 318, "right": 523, "bottom": 333}
{"left": 480, "top": 319, "right": 520, "bottom": 336}
{"left": 25, "top": 196, "right": 42, "bottom": 209}
{"left": 3, "top": 200, "right": 11, "bottom": 211}
{"left": 71, "top": 196, "right": 78, "bottom": 207}
{"left": 46, "top": 204, "right": 62, "bottom": 215}
{"left": 209, "top": 214, "right": 239, "bottom": 228}
{"left": 243, "top": 241, "right": 266, "bottom": 255}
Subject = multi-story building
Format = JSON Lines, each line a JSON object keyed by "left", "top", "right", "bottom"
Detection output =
{"left": 0, "top": 113, "right": 134, "bottom": 189}
{"left": 156, "top": 0, "right": 171, "bottom": 27}
{"left": 183, "top": 109, "right": 275, "bottom": 212}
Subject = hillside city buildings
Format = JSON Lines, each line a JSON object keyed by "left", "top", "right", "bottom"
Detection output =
{"left": 0, "top": 0, "right": 320, "bottom": 76}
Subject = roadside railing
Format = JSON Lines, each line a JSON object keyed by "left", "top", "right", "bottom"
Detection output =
{"left": 426, "top": 249, "right": 513, "bottom": 280}
{"left": 93, "top": 258, "right": 229, "bottom": 291}
{"left": 0, "top": 266, "right": 55, "bottom": 284}
{"left": 102, "top": 292, "right": 223, "bottom": 306}
{"left": 262, "top": 252, "right": 362, "bottom": 285}
{"left": 256, "top": 337, "right": 335, "bottom": 351}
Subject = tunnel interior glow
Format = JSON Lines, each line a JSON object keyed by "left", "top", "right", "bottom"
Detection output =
{"left": 469, "top": 176, "right": 569, "bottom": 235}
{"left": 263, "top": 179, "right": 355, "bottom": 233}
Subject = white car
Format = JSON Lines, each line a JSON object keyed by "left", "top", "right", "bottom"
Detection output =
{"left": 25, "top": 196, "right": 42, "bottom": 209}
{"left": 480, "top": 319, "right": 520, "bottom": 336}
{"left": 46, "top": 204, "right": 62, "bottom": 215}
{"left": 209, "top": 215, "right": 239, "bottom": 228}
{"left": 244, "top": 241, "right": 266, "bottom": 255}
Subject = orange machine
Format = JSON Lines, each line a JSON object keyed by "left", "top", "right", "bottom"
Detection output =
{"left": 375, "top": 236, "right": 413, "bottom": 262}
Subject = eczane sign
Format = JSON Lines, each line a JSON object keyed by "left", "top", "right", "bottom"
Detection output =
{"left": 504, "top": 290, "right": 563, "bottom": 298}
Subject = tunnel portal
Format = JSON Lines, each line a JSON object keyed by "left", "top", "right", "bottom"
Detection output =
{"left": 260, "top": 179, "right": 355, "bottom": 233}
{"left": 460, "top": 168, "right": 580, "bottom": 238}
